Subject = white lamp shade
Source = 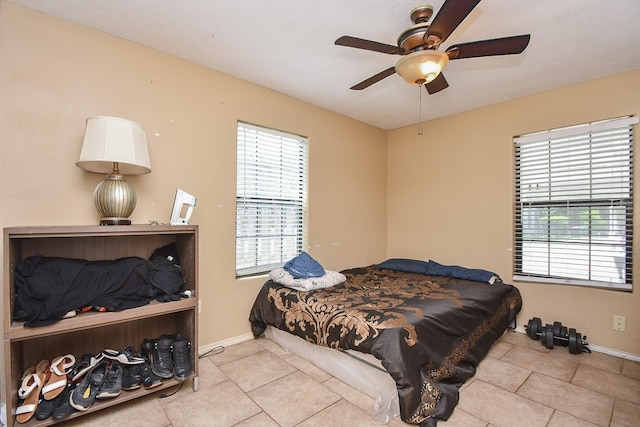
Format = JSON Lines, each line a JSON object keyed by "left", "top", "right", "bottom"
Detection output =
{"left": 395, "top": 49, "right": 449, "bottom": 86}
{"left": 77, "top": 116, "right": 151, "bottom": 175}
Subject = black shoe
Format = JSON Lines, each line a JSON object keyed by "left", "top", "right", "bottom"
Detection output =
{"left": 52, "top": 383, "right": 77, "bottom": 421}
{"left": 122, "top": 362, "right": 142, "bottom": 391}
{"left": 141, "top": 338, "right": 154, "bottom": 359}
{"left": 70, "top": 361, "right": 108, "bottom": 411}
{"left": 141, "top": 338, "right": 164, "bottom": 388}
{"left": 105, "top": 346, "right": 144, "bottom": 390}
{"left": 96, "top": 361, "right": 122, "bottom": 399}
{"left": 35, "top": 384, "right": 67, "bottom": 420}
{"left": 172, "top": 334, "right": 193, "bottom": 381}
{"left": 152, "top": 335, "right": 174, "bottom": 379}
{"left": 70, "top": 353, "right": 104, "bottom": 382}
{"left": 141, "top": 358, "right": 163, "bottom": 389}
{"left": 103, "top": 346, "right": 145, "bottom": 364}
{"left": 142, "top": 337, "right": 172, "bottom": 377}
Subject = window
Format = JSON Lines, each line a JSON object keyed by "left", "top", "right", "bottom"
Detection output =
{"left": 514, "top": 116, "right": 637, "bottom": 290}
{"left": 236, "top": 122, "right": 308, "bottom": 277}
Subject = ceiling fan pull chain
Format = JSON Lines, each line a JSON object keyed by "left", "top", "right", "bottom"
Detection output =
{"left": 418, "top": 84, "right": 424, "bottom": 135}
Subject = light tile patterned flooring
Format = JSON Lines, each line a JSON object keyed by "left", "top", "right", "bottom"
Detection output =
{"left": 60, "top": 330, "right": 640, "bottom": 427}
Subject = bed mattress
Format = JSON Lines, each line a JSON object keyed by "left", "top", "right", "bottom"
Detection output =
{"left": 250, "top": 265, "right": 522, "bottom": 425}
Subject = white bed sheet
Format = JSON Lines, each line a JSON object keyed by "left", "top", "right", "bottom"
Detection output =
{"left": 265, "top": 325, "right": 400, "bottom": 424}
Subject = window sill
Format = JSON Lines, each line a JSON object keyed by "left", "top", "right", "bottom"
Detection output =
{"left": 512, "top": 275, "right": 632, "bottom": 292}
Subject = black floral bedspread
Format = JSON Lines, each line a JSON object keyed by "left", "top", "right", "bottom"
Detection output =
{"left": 249, "top": 265, "right": 522, "bottom": 425}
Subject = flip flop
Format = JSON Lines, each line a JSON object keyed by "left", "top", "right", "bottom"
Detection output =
{"left": 16, "top": 359, "right": 49, "bottom": 424}
{"left": 42, "top": 354, "right": 75, "bottom": 400}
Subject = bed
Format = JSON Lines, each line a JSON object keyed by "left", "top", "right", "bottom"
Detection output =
{"left": 249, "top": 261, "right": 522, "bottom": 426}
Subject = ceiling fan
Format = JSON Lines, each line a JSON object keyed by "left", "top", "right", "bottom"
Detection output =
{"left": 335, "top": 0, "right": 530, "bottom": 94}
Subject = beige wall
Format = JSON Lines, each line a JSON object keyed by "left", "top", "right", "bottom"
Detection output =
{"left": 1, "top": 0, "right": 639, "bottom": 390}
{"left": 388, "top": 69, "right": 640, "bottom": 355}
{"left": 0, "top": 0, "right": 388, "bottom": 358}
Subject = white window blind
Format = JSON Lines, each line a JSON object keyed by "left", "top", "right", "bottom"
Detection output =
{"left": 514, "top": 116, "right": 637, "bottom": 290}
{"left": 236, "top": 122, "right": 308, "bottom": 277}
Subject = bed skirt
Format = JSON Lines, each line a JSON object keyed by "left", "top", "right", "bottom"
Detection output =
{"left": 265, "top": 325, "right": 400, "bottom": 424}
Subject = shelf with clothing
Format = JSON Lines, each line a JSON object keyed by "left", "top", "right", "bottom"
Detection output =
{"left": 2, "top": 225, "right": 199, "bottom": 426}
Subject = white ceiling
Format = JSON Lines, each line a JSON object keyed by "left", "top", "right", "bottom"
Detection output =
{"left": 9, "top": 0, "right": 640, "bottom": 130}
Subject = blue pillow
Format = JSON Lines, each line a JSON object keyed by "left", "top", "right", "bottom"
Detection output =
{"left": 376, "top": 258, "right": 430, "bottom": 274}
{"left": 284, "top": 251, "right": 326, "bottom": 279}
{"left": 426, "top": 260, "right": 499, "bottom": 283}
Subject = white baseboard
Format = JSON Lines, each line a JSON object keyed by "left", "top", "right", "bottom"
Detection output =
{"left": 586, "top": 343, "right": 640, "bottom": 362}
{"left": 199, "top": 329, "right": 640, "bottom": 363}
{"left": 512, "top": 327, "right": 640, "bottom": 362}
{"left": 198, "top": 332, "right": 254, "bottom": 356}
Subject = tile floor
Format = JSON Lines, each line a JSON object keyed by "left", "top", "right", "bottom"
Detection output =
{"left": 57, "top": 330, "right": 639, "bottom": 427}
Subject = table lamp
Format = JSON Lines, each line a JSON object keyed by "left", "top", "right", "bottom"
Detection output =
{"left": 76, "top": 116, "right": 151, "bottom": 225}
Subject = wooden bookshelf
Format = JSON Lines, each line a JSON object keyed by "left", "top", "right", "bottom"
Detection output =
{"left": 3, "top": 225, "right": 199, "bottom": 426}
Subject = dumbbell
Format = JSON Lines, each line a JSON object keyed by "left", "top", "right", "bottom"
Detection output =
{"left": 525, "top": 317, "right": 591, "bottom": 354}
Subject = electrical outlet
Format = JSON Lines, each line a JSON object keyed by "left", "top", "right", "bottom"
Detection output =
{"left": 198, "top": 299, "right": 202, "bottom": 314}
{"left": 613, "top": 315, "right": 626, "bottom": 331}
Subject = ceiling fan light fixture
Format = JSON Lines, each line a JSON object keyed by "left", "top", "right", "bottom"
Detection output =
{"left": 395, "top": 49, "right": 449, "bottom": 86}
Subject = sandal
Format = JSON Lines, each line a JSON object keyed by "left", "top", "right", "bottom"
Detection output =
{"left": 42, "top": 354, "right": 75, "bottom": 400}
{"left": 16, "top": 359, "right": 49, "bottom": 423}
{"left": 70, "top": 352, "right": 103, "bottom": 382}
{"left": 17, "top": 367, "right": 36, "bottom": 400}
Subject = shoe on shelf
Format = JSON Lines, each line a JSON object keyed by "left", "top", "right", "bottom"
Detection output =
{"left": 172, "top": 334, "right": 193, "bottom": 381}
{"left": 17, "top": 365, "right": 37, "bottom": 400}
{"left": 35, "top": 380, "right": 69, "bottom": 421}
{"left": 96, "top": 361, "right": 122, "bottom": 399}
{"left": 152, "top": 335, "right": 174, "bottom": 379}
{"left": 103, "top": 346, "right": 145, "bottom": 365}
{"left": 35, "top": 395, "right": 58, "bottom": 421}
{"left": 122, "top": 361, "right": 143, "bottom": 391}
{"left": 70, "top": 360, "right": 108, "bottom": 411}
{"left": 141, "top": 358, "right": 163, "bottom": 389}
{"left": 104, "top": 346, "right": 145, "bottom": 390}
{"left": 42, "top": 354, "right": 75, "bottom": 400}
{"left": 141, "top": 338, "right": 164, "bottom": 388}
{"left": 52, "top": 383, "right": 77, "bottom": 422}
{"left": 141, "top": 338, "right": 155, "bottom": 360}
{"left": 16, "top": 359, "right": 49, "bottom": 424}
{"left": 70, "top": 352, "right": 104, "bottom": 382}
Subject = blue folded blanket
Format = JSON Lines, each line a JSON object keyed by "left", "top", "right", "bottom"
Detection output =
{"left": 376, "top": 258, "right": 500, "bottom": 284}
{"left": 284, "top": 251, "right": 326, "bottom": 279}
{"left": 427, "top": 260, "right": 500, "bottom": 284}
{"left": 377, "top": 258, "right": 429, "bottom": 274}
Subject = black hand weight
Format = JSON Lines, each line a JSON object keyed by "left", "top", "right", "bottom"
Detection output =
{"left": 524, "top": 317, "right": 590, "bottom": 354}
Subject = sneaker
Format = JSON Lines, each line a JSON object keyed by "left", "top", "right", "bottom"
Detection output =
{"left": 70, "top": 353, "right": 104, "bottom": 382}
{"left": 141, "top": 338, "right": 164, "bottom": 388}
{"left": 103, "top": 346, "right": 145, "bottom": 365}
{"left": 52, "top": 383, "right": 77, "bottom": 421}
{"left": 152, "top": 336, "right": 174, "bottom": 379}
{"left": 70, "top": 361, "right": 108, "bottom": 411}
{"left": 35, "top": 382, "right": 68, "bottom": 420}
{"left": 141, "top": 338, "right": 154, "bottom": 360}
{"left": 172, "top": 335, "right": 193, "bottom": 381}
{"left": 104, "top": 346, "right": 144, "bottom": 391}
{"left": 96, "top": 361, "right": 122, "bottom": 399}
{"left": 122, "top": 362, "right": 142, "bottom": 391}
{"left": 141, "top": 358, "right": 163, "bottom": 389}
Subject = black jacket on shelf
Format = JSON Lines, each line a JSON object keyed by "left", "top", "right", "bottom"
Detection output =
{"left": 13, "top": 255, "right": 153, "bottom": 327}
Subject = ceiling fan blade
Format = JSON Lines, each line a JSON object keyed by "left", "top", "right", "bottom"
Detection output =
{"left": 335, "top": 35, "right": 404, "bottom": 55}
{"left": 425, "top": 0, "right": 481, "bottom": 47}
{"left": 446, "top": 34, "right": 531, "bottom": 59}
{"left": 350, "top": 67, "right": 397, "bottom": 90}
{"left": 425, "top": 73, "right": 449, "bottom": 94}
